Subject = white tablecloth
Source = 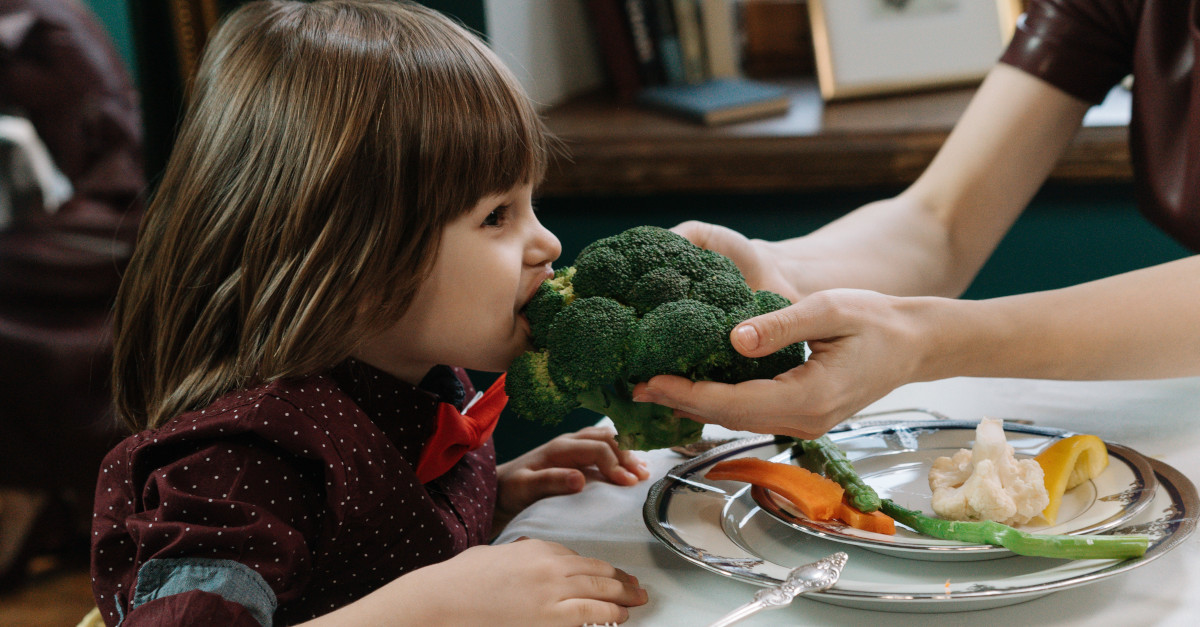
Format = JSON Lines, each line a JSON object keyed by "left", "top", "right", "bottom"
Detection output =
{"left": 495, "top": 376, "right": 1200, "bottom": 626}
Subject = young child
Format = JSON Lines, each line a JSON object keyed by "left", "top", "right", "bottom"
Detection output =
{"left": 91, "top": 2, "right": 649, "bottom": 625}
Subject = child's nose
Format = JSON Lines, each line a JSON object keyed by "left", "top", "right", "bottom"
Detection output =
{"left": 529, "top": 219, "right": 561, "bottom": 266}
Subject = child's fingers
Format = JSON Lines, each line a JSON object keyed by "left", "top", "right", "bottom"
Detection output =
{"left": 615, "top": 447, "right": 650, "bottom": 480}
{"left": 555, "top": 599, "right": 631, "bottom": 625}
{"left": 568, "top": 425, "right": 620, "bottom": 441}
{"left": 565, "top": 427, "right": 650, "bottom": 480}
{"left": 517, "top": 467, "right": 586, "bottom": 502}
{"left": 557, "top": 555, "right": 637, "bottom": 584}
{"left": 566, "top": 439, "right": 640, "bottom": 485}
{"left": 564, "top": 574, "right": 647, "bottom": 606}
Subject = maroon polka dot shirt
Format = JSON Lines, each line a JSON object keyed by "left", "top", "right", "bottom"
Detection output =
{"left": 91, "top": 359, "right": 497, "bottom": 625}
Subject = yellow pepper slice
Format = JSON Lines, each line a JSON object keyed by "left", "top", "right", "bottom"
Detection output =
{"left": 1035, "top": 434, "right": 1109, "bottom": 525}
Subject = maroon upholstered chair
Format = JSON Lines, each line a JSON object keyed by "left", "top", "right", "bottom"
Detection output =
{"left": 0, "top": 0, "right": 143, "bottom": 590}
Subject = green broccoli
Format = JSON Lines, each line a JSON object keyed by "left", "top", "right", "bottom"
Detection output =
{"left": 506, "top": 225, "right": 807, "bottom": 450}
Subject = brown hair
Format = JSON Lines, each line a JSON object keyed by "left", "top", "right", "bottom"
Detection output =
{"left": 112, "top": 0, "right": 554, "bottom": 430}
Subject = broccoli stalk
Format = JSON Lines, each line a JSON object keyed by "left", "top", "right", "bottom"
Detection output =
{"left": 577, "top": 385, "right": 700, "bottom": 451}
{"left": 505, "top": 226, "right": 807, "bottom": 451}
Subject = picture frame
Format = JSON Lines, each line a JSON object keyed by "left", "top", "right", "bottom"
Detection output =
{"left": 808, "top": 0, "right": 1024, "bottom": 100}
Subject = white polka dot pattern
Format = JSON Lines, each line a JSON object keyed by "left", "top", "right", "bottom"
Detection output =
{"left": 91, "top": 360, "right": 498, "bottom": 624}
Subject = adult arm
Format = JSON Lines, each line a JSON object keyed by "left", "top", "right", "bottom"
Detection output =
{"left": 634, "top": 65, "right": 1200, "bottom": 436}
{"left": 679, "top": 63, "right": 1092, "bottom": 300}
{"left": 634, "top": 255, "right": 1200, "bottom": 438}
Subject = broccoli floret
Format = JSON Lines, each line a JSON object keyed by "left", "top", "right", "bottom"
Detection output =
{"left": 626, "top": 267, "right": 691, "bottom": 315}
{"left": 506, "top": 226, "right": 807, "bottom": 450}
{"left": 627, "top": 299, "right": 728, "bottom": 381}
{"left": 506, "top": 351, "right": 579, "bottom": 424}
{"left": 547, "top": 297, "right": 637, "bottom": 392}
{"left": 524, "top": 267, "right": 576, "bottom": 348}
{"left": 572, "top": 225, "right": 702, "bottom": 299}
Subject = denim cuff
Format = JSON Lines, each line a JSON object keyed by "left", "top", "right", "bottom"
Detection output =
{"left": 129, "top": 557, "right": 277, "bottom": 626}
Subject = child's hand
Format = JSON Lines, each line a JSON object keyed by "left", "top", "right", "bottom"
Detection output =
{"left": 495, "top": 426, "right": 650, "bottom": 527}
{"left": 311, "top": 539, "right": 647, "bottom": 626}
{"left": 429, "top": 539, "right": 647, "bottom": 626}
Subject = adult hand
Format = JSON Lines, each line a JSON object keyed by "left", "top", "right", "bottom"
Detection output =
{"left": 671, "top": 220, "right": 802, "bottom": 300}
{"left": 495, "top": 426, "right": 649, "bottom": 530}
{"left": 633, "top": 289, "right": 928, "bottom": 439}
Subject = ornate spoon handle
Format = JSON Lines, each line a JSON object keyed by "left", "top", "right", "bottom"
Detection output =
{"left": 705, "top": 552, "right": 848, "bottom": 627}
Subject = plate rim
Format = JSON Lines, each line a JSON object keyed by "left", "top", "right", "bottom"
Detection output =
{"left": 642, "top": 426, "right": 1198, "bottom": 606}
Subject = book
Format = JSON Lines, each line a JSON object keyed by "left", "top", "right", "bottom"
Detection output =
{"left": 647, "top": 0, "right": 688, "bottom": 85}
{"left": 672, "top": 0, "right": 708, "bottom": 84}
{"left": 698, "top": 0, "right": 740, "bottom": 79}
{"left": 585, "top": 0, "right": 644, "bottom": 102}
{"left": 636, "top": 77, "right": 791, "bottom": 125}
{"left": 623, "top": 0, "right": 666, "bottom": 86}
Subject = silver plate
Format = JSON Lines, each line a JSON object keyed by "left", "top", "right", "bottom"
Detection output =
{"left": 643, "top": 425, "right": 1197, "bottom": 612}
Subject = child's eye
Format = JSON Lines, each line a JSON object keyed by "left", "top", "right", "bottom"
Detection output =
{"left": 482, "top": 205, "right": 509, "bottom": 227}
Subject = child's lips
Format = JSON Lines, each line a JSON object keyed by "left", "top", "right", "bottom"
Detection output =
{"left": 519, "top": 268, "right": 555, "bottom": 312}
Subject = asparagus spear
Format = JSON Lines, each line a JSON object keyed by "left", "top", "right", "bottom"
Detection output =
{"left": 793, "top": 436, "right": 881, "bottom": 512}
{"left": 880, "top": 498, "right": 1148, "bottom": 559}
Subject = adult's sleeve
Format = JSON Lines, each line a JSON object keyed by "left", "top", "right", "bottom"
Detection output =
{"left": 1000, "top": 0, "right": 1139, "bottom": 103}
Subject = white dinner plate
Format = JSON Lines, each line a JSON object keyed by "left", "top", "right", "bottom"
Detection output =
{"left": 754, "top": 421, "right": 1157, "bottom": 561}
{"left": 643, "top": 425, "right": 1197, "bottom": 612}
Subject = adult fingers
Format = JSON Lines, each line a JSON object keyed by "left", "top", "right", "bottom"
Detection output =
{"left": 670, "top": 221, "right": 762, "bottom": 276}
{"left": 670, "top": 220, "right": 732, "bottom": 249}
{"left": 632, "top": 373, "right": 840, "bottom": 440}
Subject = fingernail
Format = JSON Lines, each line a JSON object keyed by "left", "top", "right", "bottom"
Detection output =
{"left": 733, "top": 324, "right": 759, "bottom": 350}
{"left": 632, "top": 389, "right": 659, "bottom": 403}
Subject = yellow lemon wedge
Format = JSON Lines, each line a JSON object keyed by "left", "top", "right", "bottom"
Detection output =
{"left": 1035, "top": 434, "right": 1109, "bottom": 525}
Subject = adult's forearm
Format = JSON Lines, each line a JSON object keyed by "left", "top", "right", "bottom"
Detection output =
{"left": 915, "top": 255, "right": 1200, "bottom": 381}
{"left": 766, "top": 194, "right": 964, "bottom": 297}
{"left": 768, "top": 66, "right": 1091, "bottom": 300}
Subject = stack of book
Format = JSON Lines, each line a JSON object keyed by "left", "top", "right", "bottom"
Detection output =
{"left": 586, "top": 0, "right": 793, "bottom": 125}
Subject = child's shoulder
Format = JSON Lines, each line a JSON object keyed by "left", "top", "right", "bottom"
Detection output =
{"left": 111, "top": 373, "right": 366, "bottom": 463}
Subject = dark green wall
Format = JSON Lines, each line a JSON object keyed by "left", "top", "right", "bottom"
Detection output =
{"left": 83, "top": 0, "right": 137, "bottom": 80}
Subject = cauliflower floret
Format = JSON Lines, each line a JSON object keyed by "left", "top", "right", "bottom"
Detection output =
{"left": 928, "top": 418, "right": 1049, "bottom": 525}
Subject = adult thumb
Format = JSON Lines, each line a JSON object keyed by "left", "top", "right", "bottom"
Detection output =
{"left": 731, "top": 300, "right": 815, "bottom": 358}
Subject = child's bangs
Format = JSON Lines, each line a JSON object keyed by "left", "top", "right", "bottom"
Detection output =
{"left": 405, "top": 27, "right": 554, "bottom": 220}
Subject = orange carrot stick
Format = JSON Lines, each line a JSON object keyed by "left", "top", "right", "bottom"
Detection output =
{"left": 707, "top": 457, "right": 844, "bottom": 521}
{"left": 836, "top": 497, "right": 895, "bottom": 535}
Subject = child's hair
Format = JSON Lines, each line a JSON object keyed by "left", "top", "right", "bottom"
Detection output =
{"left": 112, "top": 0, "right": 554, "bottom": 431}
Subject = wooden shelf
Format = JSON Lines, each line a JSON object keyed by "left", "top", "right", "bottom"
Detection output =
{"left": 538, "top": 80, "right": 1131, "bottom": 197}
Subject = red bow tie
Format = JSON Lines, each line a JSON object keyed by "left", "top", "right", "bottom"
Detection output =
{"left": 414, "top": 373, "right": 507, "bottom": 483}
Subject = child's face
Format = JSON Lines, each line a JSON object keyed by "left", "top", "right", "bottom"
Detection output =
{"left": 354, "top": 183, "right": 561, "bottom": 384}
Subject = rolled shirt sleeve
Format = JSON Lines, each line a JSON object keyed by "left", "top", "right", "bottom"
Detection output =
{"left": 1000, "top": 0, "right": 1138, "bottom": 103}
{"left": 93, "top": 437, "right": 324, "bottom": 625}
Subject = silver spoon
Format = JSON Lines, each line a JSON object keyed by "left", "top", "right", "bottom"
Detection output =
{"left": 705, "top": 552, "right": 848, "bottom": 627}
